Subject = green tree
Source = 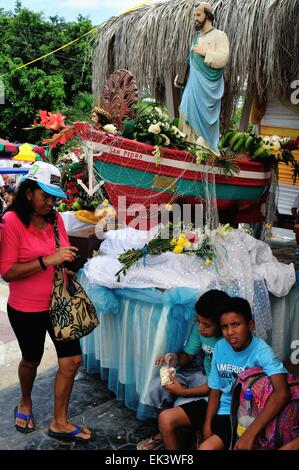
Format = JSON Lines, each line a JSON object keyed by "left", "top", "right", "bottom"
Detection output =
{"left": 0, "top": 7, "right": 93, "bottom": 142}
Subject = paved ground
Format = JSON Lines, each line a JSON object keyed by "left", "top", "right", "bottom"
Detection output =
{"left": 0, "top": 368, "right": 156, "bottom": 451}
{"left": 0, "top": 228, "right": 298, "bottom": 451}
{"left": 0, "top": 281, "right": 156, "bottom": 451}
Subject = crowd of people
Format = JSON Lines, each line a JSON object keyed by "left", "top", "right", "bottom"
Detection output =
{"left": 0, "top": 174, "right": 16, "bottom": 214}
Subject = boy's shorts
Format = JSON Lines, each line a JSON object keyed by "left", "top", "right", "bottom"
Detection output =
{"left": 179, "top": 399, "right": 207, "bottom": 430}
{"left": 212, "top": 414, "right": 231, "bottom": 449}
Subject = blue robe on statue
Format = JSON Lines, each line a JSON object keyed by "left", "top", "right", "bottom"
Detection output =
{"left": 179, "top": 33, "right": 225, "bottom": 154}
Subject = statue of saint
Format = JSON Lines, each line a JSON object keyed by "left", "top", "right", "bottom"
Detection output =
{"left": 178, "top": 2, "right": 230, "bottom": 155}
{"left": 91, "top": 107, "right": 112, "bottom": 131}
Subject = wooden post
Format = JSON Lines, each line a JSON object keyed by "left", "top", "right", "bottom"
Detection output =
{"left": 164, "top": 74, "right": 180, "bottom": 119}
{"left": 239, "top": 88, "right": 254, "bottom": 132}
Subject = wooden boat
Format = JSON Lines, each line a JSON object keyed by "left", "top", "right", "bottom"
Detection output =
{"left": 74, "top": 122, "right": 273, "bottom": 227}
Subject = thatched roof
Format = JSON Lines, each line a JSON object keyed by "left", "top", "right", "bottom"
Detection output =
{"left": 92, "top": 0, "right": 299, "bottom": 125}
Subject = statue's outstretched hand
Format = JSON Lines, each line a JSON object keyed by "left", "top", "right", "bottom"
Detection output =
{"left": 193, "top": 44, "right": 207, "bottom": 56}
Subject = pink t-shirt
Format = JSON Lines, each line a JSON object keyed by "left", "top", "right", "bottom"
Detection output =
{"left": 0, "top": 211, "right": 69, "bottom": 312}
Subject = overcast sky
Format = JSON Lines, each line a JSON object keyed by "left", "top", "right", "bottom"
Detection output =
{"left": 0, "top": 0, "right": 151, "bottom": 25}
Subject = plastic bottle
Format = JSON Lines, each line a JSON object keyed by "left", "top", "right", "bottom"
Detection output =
{"left": 237, "top": 389, "right": 258, "bottom": 438}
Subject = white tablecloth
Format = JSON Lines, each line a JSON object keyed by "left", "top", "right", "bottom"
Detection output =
{"left": 60, "top": 211, "right": 93, "bottom": 234}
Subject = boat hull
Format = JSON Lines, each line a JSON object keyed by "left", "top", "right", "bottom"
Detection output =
{"left": 74, "top": 123, "right": 272, "bottom": 228}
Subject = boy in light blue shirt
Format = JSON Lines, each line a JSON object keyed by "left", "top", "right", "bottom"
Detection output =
{"left": 138, "top": 289, "right": 230, "bottom": 450}
{"left": 199, "top": 297, "right": 289, "bottom": 450}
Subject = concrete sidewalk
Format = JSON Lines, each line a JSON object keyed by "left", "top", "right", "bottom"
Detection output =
{"left": 0, "top": 279, "right": 156, "bottom": 450}
{"left": 0, "top": 367, "right": 156, "bottom": 450}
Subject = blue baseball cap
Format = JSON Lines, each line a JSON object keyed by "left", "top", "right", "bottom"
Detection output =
{"left": 26, "top": 161, "right": 66, "bottom": 198}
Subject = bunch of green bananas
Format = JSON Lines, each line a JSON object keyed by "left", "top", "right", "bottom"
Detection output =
{"left": 218, "top": 130, "right": 269, "bottom": 159}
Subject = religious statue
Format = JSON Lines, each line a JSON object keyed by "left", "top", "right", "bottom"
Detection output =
{"left": 91, "top": 107, "right": 112, "bottom": 131}
{"left": 178, "top": 2, "right": 230, "bottom": 155}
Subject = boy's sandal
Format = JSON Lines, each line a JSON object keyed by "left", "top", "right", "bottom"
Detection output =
{"left": 137, "top": 434, "right": 164, "bottom": 450}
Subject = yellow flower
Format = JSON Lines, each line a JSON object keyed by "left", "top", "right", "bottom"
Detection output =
{"left": 103, "top": 199, "right": 109, "bottom": 206}
{"left": 176, "top": 235, "right": 191, "bottom": 249}
{"left": 204, "top": 258, "right": 213, "bottom": 266}
{"left": 216, "top": 223, "right": 232, "bottom": 237}
{"left": 177, "top": 234, "right": 187, "bottom": 246}
{"left": 183, "top": 240, "right": 192, "bottom": 249}
{"left": 173, "top": 245, "right": 184, "bottom": 254}
{"left": 264, "top": 223, "right": 272, "bottom": 229}
{"left": 170, "top": 238, "right": 177, "bottom": 246}
{"left": 165, "top": 204, "right": 173, "bottom": 211}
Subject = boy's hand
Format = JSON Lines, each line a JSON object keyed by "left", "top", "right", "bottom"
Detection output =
{"left": 155, "top": 353, "right": 178, "bottom": 366}
{"left": 234, "top": 432, "right": 256, "bottom": 450}
{"left": 164, "top": 353, "right": 178, "bottom": 366}
{"left": 155, "top": 356, "right": 166, "bottom": 365}
{"left": 163, "top": 378, "right": 185, "bottom": 396}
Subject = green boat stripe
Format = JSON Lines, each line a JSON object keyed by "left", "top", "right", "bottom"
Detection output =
{"left": 94, "top": 162, "right": 266, "bottom": 201}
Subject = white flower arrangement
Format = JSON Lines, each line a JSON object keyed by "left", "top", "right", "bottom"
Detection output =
{"left": 148, "top": 123, "right": 162, "bottom": 134}
{"left": 126, "top": 102, "right": 188, "bottom": 150}
{"left": 160, "top": 134, "right": 170, "bottom": 146}
{"left": 103, "top": 124, "right": 118, "bottom": 135}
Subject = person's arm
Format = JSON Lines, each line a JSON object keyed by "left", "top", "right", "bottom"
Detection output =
{"left": 234, "top": 373, "right": 290, "bottom": 450}
{"left": 279, "top": 436, "right": 299, "bottom": 450}
{"left": 154, "top": 351, "right": 193, "bottom": 367}
{"left": 2, "top": 246, "right": 78, "bottom": 282}
{"left": 180, "top": 322, "right": 202, "bottom": 367}
{"left": 203, "top": 389, "right": 221, "bottom": 440}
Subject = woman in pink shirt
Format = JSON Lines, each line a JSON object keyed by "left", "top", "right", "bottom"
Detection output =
{"left": 0, "top": 162, "right": 92, "bottom": 442}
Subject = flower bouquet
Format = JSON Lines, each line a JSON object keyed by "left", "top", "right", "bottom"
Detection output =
{"left": 115, "top": 223, "right": 232, "bottom": 281}
{"left": 27, "top": 110, "right": 118, "bottom": 148}
{"left": 122, "top": 102, "right": 187, "bottom": 150}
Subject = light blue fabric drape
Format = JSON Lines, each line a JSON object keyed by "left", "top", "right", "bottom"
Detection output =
{"left": 179, "top": 33, "right": 224, "bottom": 153}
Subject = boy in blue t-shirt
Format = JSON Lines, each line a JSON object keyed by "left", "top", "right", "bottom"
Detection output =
{"left": 199, "top": 297, "right": 290, "bottom": 450}
{"left": 137, "top": 289, "right": 230, "bottom": 450}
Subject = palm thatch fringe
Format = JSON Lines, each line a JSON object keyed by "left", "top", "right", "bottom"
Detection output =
{"left": 92, "top": 0, "right": 299, "bottom": 126}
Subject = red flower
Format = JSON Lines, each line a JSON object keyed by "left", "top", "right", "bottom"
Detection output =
{"left": 38, "top": 110, "right": 49, "bottom": 126}
{"left": 185, "top": 232, "right": 199, "bottom": 243}
{"left": 58, "top": 128, "right": 74, "bottom": 144}
{"left": 42, "top": 126, "right": 74, "bottom": 148}
{"left": 44, "top": 112, "right": 65, "bottom": 130}
{"left": 65, "top": 181, "right": 76, "bottom": 189}
{"left": 66, "top": 187, "right": 79, "bottom": 195}
{"left": 73, "top": 173, "right": 85, "bottom": 179}
{"left": 282, "top": 136, "right": 299, "bottom": 151}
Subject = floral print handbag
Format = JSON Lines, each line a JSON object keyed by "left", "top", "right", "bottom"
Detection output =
{"left": 49, "top": 218, "right": 99, "bottom": 341}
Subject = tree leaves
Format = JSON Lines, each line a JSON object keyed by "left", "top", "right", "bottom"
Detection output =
{"left": 0, "top": 7, "right": 93, "bottom": 142}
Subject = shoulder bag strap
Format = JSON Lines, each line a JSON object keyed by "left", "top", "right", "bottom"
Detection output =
{"left": 53, "top": 216, "right": 60, "bottom": 248}
{"left": 53, "top": 216, "right": 64, "bottom": 278}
